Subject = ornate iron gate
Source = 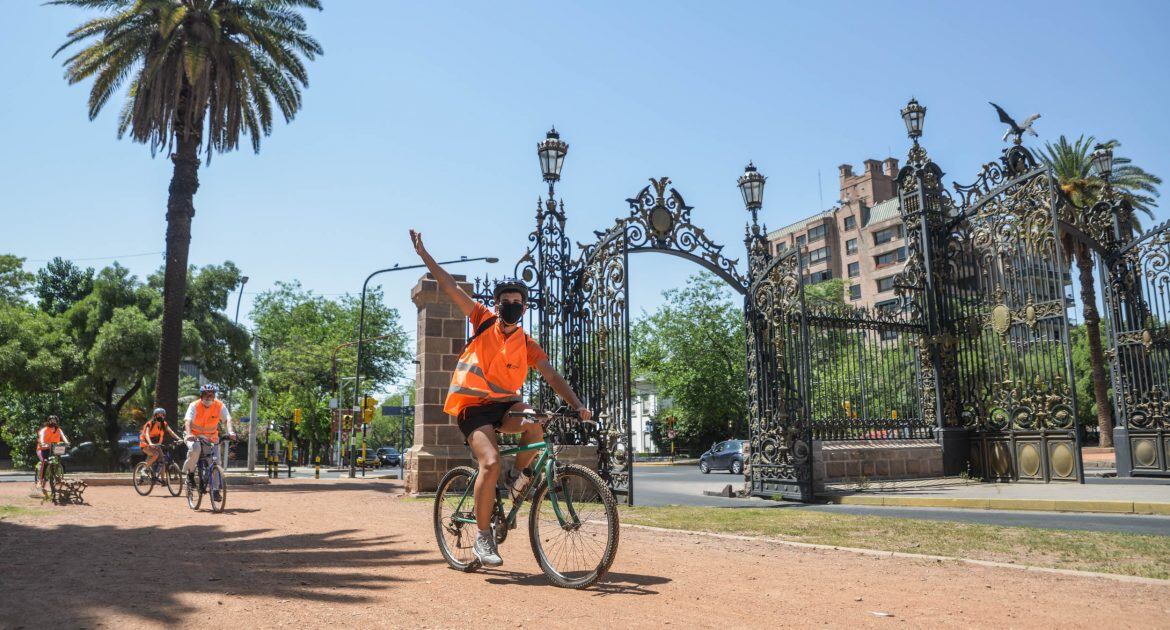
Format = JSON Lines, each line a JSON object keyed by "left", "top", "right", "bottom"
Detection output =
{"left": 570, "top": 231, "right": 633, "bottom": 502}
{"left": 745, "top": 249, "right": 813, "bottom": 500}
{"left": 945, "top": 144, "right": 1084, "bottom": 482}
{"left": 1105, "top": 222, "right": 1170, "bottom": 476}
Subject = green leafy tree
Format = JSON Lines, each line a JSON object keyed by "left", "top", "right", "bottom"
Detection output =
{"left": 631, "top": 273, "right": 748, "bottom": 454}
{"left": 1041, "top": 135, "right": 1162, "bottom": 447}
{"left": 0, "top": 255, "right": 35, "bottom": 305}
{"left": 35, "top": 257, "right": 94, "bottom": 314}
{"left": 250, "top": 282, "right": 409, "bottom": 462}
{"left": 52, "top": 0, "right": 324, "bottom": 427}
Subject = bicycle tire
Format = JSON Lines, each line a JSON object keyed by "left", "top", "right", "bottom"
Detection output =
{"left": 186, "top": 470, "right": 203, "bottom": 510}
{"left": 133, "top": 462, "right": 155, "bottom": 496}
{"left": 48, "top": 462, "right": 62, "bottom": 504}
{"left": 527, "top": 463, "right": 619, "bottom": 589}
{"left": 166, "top": 462, "right": 184, "bottom": 497}
{"left": 433, "top": 466, "right": 482, "bottom": 572}
{"left": 209, "top": 465, "right": 227, "bottom": 513}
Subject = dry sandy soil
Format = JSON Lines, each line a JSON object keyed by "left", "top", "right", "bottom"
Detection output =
{"left": 2, "top": 478, "right": 1168, "bottom": 629}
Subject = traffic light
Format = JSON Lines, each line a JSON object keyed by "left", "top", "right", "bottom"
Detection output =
{"left": 362, "top": 396, "right": 377, "bottom": 425}
{"left": 293, "top": 408, "right": 302, "bottom": 426}
{"left": 342, "top": 414, "right": 352, "bottom": 431}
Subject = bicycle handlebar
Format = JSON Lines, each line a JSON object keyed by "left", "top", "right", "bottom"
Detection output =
{"left": 507, "top": 406, "right": 598, "bottom": 428}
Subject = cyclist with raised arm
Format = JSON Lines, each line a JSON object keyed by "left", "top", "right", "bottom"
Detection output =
{"left": 410, "top": 229, "right": 592, "bottom": 567}
{"left": 35, "top": 415, "right": 70, "bottom": 492}
{"left": 183, "top": 384, "right": 236, "bottom": 493}
{"left": 140, "top": 407, "right": 182, "bottom": 469}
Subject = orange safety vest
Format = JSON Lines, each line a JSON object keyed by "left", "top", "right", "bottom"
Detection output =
{"left": 140, "top": 420, "right": 166, "bottom": 447}
{"left": 39, "top": 426, "right": 63, "bottom": 447}
{"left": 191, "top": 400, "right": 225, "bottom": 441}
{"left": 444, "top": 317, "right": 529, "bottom": 418}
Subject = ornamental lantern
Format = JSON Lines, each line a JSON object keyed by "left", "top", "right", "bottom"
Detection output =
{"left": 537, "top": 127, "right": 568, "bottom": 183}
{"left": 737, "top": 162, "right": 766, "bottom": 211}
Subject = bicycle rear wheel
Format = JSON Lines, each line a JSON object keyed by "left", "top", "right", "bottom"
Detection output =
{"left": 528, "top": 464, "right": 619, "bottom": 589}
{"left": 133, "top": 462, "right": 155, "bottom": 496}
{"left": 166, "top": 462, "right": 184, "bottom": 497}
{"left": 433, "top": 466, "right": 481, "bottom": 572}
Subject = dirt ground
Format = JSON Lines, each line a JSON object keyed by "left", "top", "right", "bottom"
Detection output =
{"left": 2, "top": 478, "right": 1169, "bottom": 629}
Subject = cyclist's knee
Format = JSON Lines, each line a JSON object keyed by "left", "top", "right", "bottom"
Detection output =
{"left": 479, "top": 454, "right": 501, "bottom": 476}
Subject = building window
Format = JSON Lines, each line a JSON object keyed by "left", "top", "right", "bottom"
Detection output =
{"left": 848, "top": 261, "right": 860, "bottom": 278}
{"left": 808, "top": 246, "right": 830, "bottom": 264}
{"left": 808, "top": 224, "right": 826, "bottom": 242}
{"left": 849, "top": 284, "right": 861, "bottom": 300}
{"left": 873, "top": 225, "right": 902, "bottom": 245}
{"left": 777, "top": 242, "right": 787, "bottom": 253}
{"left": 875, "top": 299, "right": 900, "bottom": 313}
{"left": 844, "top": 215, "right": 856, "bottom": 230}
{"left": 846, "top": 238, "right": 857, "bottom": 255}
{"left": 796, "top": 234, "right": 806, "bottom": 247}
{"left": 875, "top": 247, "right": 907, "bottom": 268}
{"left": 876, "top": 276, "right": 896, "bottom": 293}
{"left": 808, "top": 270, "right": 833, "bottom": 284}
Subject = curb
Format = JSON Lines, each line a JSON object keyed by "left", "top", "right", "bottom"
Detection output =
{"left": 621, "top": 523, "right": 1170, "bottom": 586}
{"left": 77, "top": 474, "right": 271, "bottom": 487}
{"left": 635, "top": 460, "right": 700, "bottom": 467}
{"left": 820, "top": 494, "right": 1170, "bottom": 515}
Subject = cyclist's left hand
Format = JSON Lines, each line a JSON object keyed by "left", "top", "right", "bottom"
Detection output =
{"left": 576, "top": 407, "right": 593, "bottom": 422}
{"left": 227, "top": 433, "right": 237, "bottom": 441}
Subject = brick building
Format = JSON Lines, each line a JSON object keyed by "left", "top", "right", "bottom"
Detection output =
{"left": 766, "top": 157, "right": 908, "bottom": 311}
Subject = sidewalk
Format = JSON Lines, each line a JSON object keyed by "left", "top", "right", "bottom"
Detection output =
{"left": 822, "top": 476, "right": 1170, "bottom": 515}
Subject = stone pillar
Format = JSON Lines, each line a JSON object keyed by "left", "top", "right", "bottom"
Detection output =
{"left": 404, "top": 273, "right": 475, "bottom": 493}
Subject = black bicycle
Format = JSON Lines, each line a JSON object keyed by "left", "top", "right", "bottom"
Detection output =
{"left": 186, "top": 436, "right": 228, "bottom": 512}
{"left": 133, "top": 443, "right": 184, "bottom": 497}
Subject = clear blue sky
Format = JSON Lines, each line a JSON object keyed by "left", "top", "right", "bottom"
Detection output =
{"left": 3, "top": 1, "right": 1169, "bottom": 391}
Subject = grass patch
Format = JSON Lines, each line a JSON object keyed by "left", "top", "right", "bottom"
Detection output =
{"left": 0, "top": 505, "right": 47, "bottom": 520}
{"left": 620, "top": 505, "right": 1170, "bottom": 580}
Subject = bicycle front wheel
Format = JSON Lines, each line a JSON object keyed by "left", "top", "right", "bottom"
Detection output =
{"left": 166, "top": 462, "right": 184, "bottom": 497}
{"left": 433, "top": 466, "right": 481, "bottom": 572}
{"left": 528, "top": 464, "right": 619, "bottom": 589}
{"left": 208, "top": 465, "right": 227, "bottom": 513}
{"left": 133, "top": 462, "right": 155, "bottom": 496}
{"left": 186, "top": 472, "right": 202, "bottom": 510}
{"left": 47, "top": 462, "right": 63, "bottom": 504}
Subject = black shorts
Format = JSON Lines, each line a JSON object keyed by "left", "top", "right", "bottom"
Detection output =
{"left": 457, "top": 402, "right": 516, "bottom": 440}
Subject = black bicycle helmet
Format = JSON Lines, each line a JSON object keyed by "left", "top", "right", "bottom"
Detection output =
{"left": 492, "top": 278, "right": 529, "bottom": 302}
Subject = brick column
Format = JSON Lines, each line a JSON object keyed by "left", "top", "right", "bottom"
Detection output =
{"left": 404, "top": 273, "right": 474, "bottom": 493}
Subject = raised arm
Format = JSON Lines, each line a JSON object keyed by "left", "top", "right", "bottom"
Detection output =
{"left": 410, "top": 230, "right": 476, "bottom": 318}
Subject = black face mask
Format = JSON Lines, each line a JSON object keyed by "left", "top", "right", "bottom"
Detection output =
{"left": 499, "top": 302, "right": 524, "bottom": 325}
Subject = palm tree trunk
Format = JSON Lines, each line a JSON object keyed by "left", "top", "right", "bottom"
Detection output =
{"left": 1076, "top": 244, "right": 1115, "bottom": 447}
{"left": 153, "top": 115, "right": 202, "bottom": 423}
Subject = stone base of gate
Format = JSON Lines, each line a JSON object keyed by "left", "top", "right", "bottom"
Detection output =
{"left": 404, "top": 444, "right": 599, "bottom": 494}
{"left": 813, "top": 440, "right": 944, "bottom": 486}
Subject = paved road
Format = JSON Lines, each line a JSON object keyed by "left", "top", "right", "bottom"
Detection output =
{"left": 631, "top": 463, "right": 1170, "bottom": 535}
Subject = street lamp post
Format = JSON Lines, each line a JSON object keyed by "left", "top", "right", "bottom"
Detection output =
{"left": 225, "top": 275, "right": 248, "bottom": 468}
{"left": 348, "top": 256, "right": 499, "bottom": 477}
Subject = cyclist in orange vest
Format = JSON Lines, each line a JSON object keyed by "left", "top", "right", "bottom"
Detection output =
{"left": 182, "top": 384, "right": 237, "bottom": 486}
{"left": 35, "top": 415, "right": 71, "bottom": 491}
{"left": 140, "top": 407, "right": 181, "bottom": 469}
{"left": 411, "top": 230, "right": 592, "bottom": 567}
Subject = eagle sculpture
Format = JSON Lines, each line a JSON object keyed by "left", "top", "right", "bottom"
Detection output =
{"left": 989, "top": 102, "right": 1040, "bottom": 143}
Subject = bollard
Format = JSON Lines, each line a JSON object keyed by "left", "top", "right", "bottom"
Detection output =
{"left": 315, "top": 456, "right": 320, "bottom": 479}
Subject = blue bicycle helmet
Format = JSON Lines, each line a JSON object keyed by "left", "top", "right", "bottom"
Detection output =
{"left": 200, "top": 383, "right": 218, "bottom": 395}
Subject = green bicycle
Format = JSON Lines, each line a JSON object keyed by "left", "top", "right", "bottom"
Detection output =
{"left": 433, "top": 408, "right": 620, "bottom": 589}
{"left": 35, "top": 443, "right": 67, "bottom": 503}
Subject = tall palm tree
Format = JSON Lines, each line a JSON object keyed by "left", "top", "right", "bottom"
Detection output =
{"left": 1041, "top": 135, "right": 1161, "bottom": 447}
{"left": 52, "top": 0, "right": 323, "bottom": 423}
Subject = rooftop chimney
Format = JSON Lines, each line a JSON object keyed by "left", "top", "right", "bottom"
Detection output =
{"left": 883, "top": 158, "right": 899, "bottom": 179}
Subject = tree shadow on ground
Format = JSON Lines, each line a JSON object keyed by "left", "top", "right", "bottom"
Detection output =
{"left": 0, "top": 519, "right": 438, "bottom": 627}
{"left": 482, "top": 569, "right": 670, "bottom": 596}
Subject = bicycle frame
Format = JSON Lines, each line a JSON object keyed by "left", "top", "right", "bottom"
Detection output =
{"left": 449, "top": 440, "right": 581, "bottom": 530}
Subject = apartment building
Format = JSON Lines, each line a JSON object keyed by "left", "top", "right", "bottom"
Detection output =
{"left": 766, "top": 157, "right": 908, "bottom": 311}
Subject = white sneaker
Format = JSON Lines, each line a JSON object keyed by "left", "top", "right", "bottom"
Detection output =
{"left": 473, "top": 531, "right": 503, "bottom": 567}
